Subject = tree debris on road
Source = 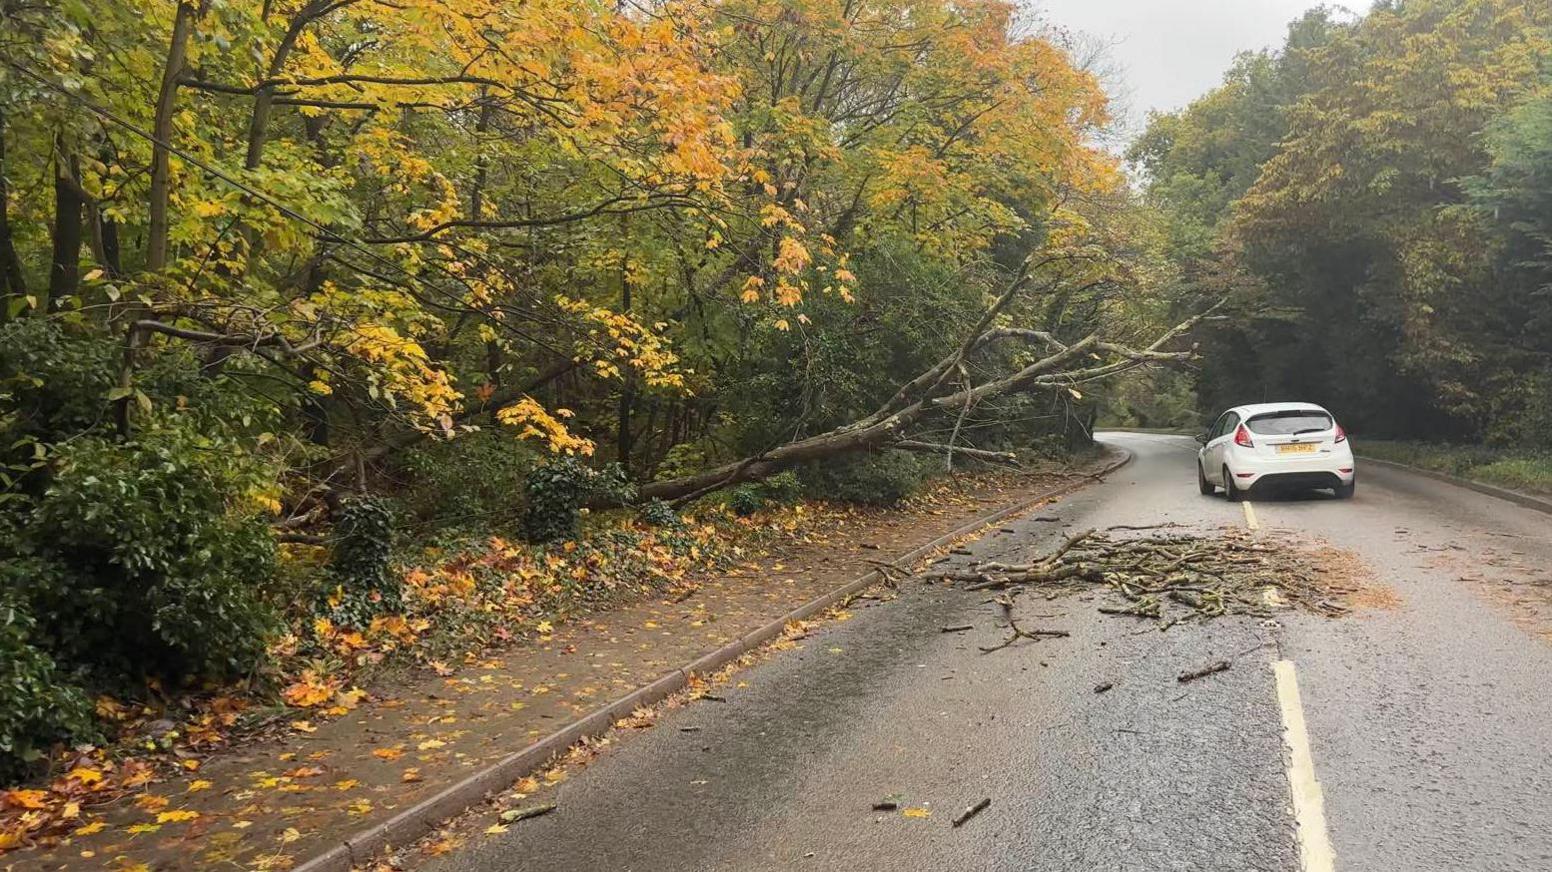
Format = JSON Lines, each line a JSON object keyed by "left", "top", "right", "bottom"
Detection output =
{"left": 1177, "top": 660, "right": 1232, "bottom": 683}
{"left": 941, "top": 529, "right": 1355, "bottom": 627}
{"left": 499, "top": 804, "right": 557, "bottom": 824}
{"left": 952, "top": 798, "right": 992, "bottom": 828}
{"left": 978, "top": 595, "right": 1070, "bottom": 653}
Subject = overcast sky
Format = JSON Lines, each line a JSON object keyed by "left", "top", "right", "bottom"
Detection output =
{"left": 1034, "top": 0, "right": 1333, "bottom": 141}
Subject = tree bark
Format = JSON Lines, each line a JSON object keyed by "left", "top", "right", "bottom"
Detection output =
{"left": 147, "top": 0, "right": 201, "bottom": 272}
{"left": 47, "top": 143, "right": 84, "bottom": 310}
{"left": 0, "top": 108, "right": 28, "bottom": 310}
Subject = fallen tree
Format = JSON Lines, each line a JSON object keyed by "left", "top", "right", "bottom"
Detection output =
{"left": 639, "top": 262, "right": 1221, "bottom": 504}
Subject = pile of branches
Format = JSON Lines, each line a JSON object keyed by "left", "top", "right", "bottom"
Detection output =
{"left": 941, "top": 527, "right": 1351, "bottom": 630}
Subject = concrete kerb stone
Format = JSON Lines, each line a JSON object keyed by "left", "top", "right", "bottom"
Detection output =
{"left": 292, "top": 447, "right": 1133, "bottom": 872}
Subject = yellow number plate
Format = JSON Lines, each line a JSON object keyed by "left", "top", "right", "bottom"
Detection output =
{"left": 1277, "top": 443, "right": 1317, "bottom": 455}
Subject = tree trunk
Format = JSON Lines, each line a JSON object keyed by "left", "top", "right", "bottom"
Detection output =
{"left": 147, "top": 0, "right": 200, "bottom": 272}
{"left": 635, "top": 289, "right": 1219, "bottom": 504}
{"left": 47, "top": 144, "right": 84, "bottom": 311}
{"left": 0, "top": 108, "right": 28, "bottom": 311}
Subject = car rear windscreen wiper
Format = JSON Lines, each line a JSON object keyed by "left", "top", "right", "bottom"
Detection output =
{"left": 1292, "top": 427, "right": 1328, "bottom": 435}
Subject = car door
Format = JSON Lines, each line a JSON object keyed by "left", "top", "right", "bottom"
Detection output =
{"left": 1204, "top": 412, "right": 1238, "bottom": 482}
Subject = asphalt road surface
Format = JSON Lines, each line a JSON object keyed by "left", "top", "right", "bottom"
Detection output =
{"left": 426, "top": 432, "right": 1552, "bottom": 872}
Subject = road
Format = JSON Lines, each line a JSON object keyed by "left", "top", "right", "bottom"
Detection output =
{"left": 425, "top": 432, "right": 1552, "bottom": 872}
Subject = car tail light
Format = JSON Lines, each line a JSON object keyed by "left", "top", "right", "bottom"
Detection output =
{"left": 1234, "top": 424, "right": 1254, "bottom": 448}
{"left": 1334, "top": 422, "right": 1347, "bottom": 443}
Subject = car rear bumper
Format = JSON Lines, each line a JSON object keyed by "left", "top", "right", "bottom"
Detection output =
{"left": 1224, "top": 450, "right": 1355, "bottom": 492}
{"left": 1243, "top": 471, "right": 1349, "bottom": 494}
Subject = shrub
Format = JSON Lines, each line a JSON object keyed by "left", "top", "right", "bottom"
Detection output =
{"left": 759, "top": 470, "right": 803, "bottom": 504}
{"left": 389, "top": 431, "right": 541, "bottom": 531}
{"left": 0, "top": 583, "right": 95, "bottom": 781}
{"left": 327, "top": 496, "right": 399, "bottom": 627}
{"left": 20, "top": 429, "right": 279, "bottom": 684}
{"left": 727, "top": 484, "right": 764, "bottom": 516}
{"left": 637, "top": 498, "right": 684, "bottom": 529}
{"left": 522, "top": 459, "right": 635, "bottom": 543}
{"left": 800, "top": 450, "right": 927, "bottom": 505}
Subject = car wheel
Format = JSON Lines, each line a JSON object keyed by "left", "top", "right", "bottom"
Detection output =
{"left": 1223, "top": 466, "right": 1244, "bottom": 502}
{"left": 1198, "top": 462, "right": 1215, "bottom": 495}
{"left": 1335, "top": 479, "right": 1355, "bottom": 500}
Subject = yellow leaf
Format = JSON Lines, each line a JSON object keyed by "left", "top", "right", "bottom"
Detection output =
{"left": 188, "top": 780, "right": 213, "bottom": 792}
{"left": 280, "top": 827, "right": 302, "bottom": 843}
{"left": 157, "top": 810, "right": 200, "bottom": 823}
{"left": 127, "top": 823, "right": 162, "bottom": 835}
{"left": 401, "top": 768, "right": 423, "bottom": 783}
{"left": 484, "top": 823, "right": 509, "bottom": 835}
{"left": 373, "top": 747, "right": 406, "bottom": 760}
{"left": 72, "top": 821, "right": 107, "bottom": 836}
{"left": 67, "top": 767, "right": 104, "bottom": 786}
{"left": 291, "top": 720, "right": 316, "bottom": 733}
{"left": 902, "top": 807, "right": 931, "bottom": 818}
{"left": 418, "top": 739, "right": 446, "bottom": 751}
{"left": 3, "top": 789, "right": 48, "bottom": 809}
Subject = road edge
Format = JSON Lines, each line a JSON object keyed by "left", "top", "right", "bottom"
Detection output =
{"left": 293, "top": 448, "right": 1134, "bottom": 872}
{"left": 1359, "top": 455, "right": 1552, "bottom": 517}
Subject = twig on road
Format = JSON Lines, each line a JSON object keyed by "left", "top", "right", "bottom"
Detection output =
{"left": 1177, "top": 660, "right": 1231, "bottom": 683}
{"left": 952, "top": 798, "right": 991, "bottom": 828}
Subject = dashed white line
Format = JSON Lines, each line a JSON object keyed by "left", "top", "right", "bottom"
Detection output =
{"left": 1274, "top": 660, "right": 1336, "bottom": 872}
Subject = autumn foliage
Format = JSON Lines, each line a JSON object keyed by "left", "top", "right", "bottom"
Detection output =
{"left": 0, "top": 0, "right": 1138, "bottom": 816}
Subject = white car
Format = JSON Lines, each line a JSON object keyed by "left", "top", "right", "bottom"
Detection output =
{"left": 1195, "top": 402, "right": 1355, "bottom": 501}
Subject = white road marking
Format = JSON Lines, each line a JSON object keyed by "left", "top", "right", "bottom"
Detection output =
{"left": 1242, "top": 501, "right": 1260, "bottom": 530}
{"left": 1274, "top": 660, "right": 1336, "bottom": 872}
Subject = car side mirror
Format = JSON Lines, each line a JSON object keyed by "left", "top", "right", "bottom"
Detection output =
{"left": 1193, "top": 433, "right": 1208, "bottom": 445}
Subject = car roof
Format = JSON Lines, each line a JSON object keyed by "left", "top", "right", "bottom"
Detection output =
{"left": 1225, "top": 402, "right": 1331, "bottom": 417}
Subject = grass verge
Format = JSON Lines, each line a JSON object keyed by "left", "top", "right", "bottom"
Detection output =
{"left": 1357, "top": 440, "right": 1552, "bottom": 497}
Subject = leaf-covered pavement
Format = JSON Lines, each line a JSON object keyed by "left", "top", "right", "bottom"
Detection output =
{"left": 7, "top": 466, "right": 1091, "bottom": 871}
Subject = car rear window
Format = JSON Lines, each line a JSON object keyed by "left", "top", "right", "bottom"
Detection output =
{"left": 1246, "top": 410, "right": 1332, "bottom": 436}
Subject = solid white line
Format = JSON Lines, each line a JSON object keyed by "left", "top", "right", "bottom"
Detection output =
{"left": 1274, "top": 660, "right": 1336, "bottom": 872}
{"left": 1242, "top": 501, "right": 1260, "bottom": 530}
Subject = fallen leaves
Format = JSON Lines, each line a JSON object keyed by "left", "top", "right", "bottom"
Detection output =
{"left": 1, "top": 791, "right": 47, "bottom": 811}
{"left": 156, "top": 810, "right": 200, "bottom": 824}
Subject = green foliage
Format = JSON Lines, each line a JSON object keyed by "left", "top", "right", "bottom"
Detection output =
{"left": 15, "top": 428, "right": 279, "bottom": 685}
{"left": 727, "top": 484, "right": 764, "bottom": 517}
{"left": 1357, "top": 440, "right": 1552, "bottom": 496}
{"left": 522, "top": 459, "right": 635, "bottom": 543}
{"left": 759, "top": 471, "right": 803, "bottom": 504}
{"left": 1137, "top": 0, "right": 1552, "bottom": 447}
{"left": 800, "top": 451, "right": 928, "bottom": 506}
{"left": 0, "top": 585, "right": 96, "bottom": 781}
{"left": 636, "top": 498, "right": 683, "bottom": 529}
{"left": 389, "top": 431, "right": 541, "bottom": 531}
{"left": 327, "top": 497, "right": 399, "bottom": 628}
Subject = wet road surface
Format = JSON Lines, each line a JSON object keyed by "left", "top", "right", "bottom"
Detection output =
{"left": 425, "top": 432, "right": 1552, "bottom": 872}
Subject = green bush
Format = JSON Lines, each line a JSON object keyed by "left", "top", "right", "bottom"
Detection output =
{"left": 19, "top": 429, "right": 279, "bottom": 684}
{"left": 637, "top": 498, "right": 684, "bottom": 529}
{"left": 0, "top": 584, "right": 96, "bottom": 781}
{"left": 727, "top": 484, "right": 764, "bottom": 516}
{"left": 327, "top": 496, "right": 399, "bottom": 627}
{"left": 522, "top": 458, "right": 635, "bottom": 543}
{"left": 389, "top": 430, "right": 541, "bottom": 531}
{"left": 800, "top": 451, "right": 928, "bottom": 505}
{"left": 759, "top": 470, "right": 803, "bottom": 504}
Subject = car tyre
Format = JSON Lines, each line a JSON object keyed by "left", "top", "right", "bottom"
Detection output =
{"left": 1198, "top": 462, "right": 1215, "bottom": 495}
{"left": 1335, "top": 479, "right": 1355, "bottom": 500}
{"left": 1223, "top": 466, "right": 1245, "bottom": 502}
